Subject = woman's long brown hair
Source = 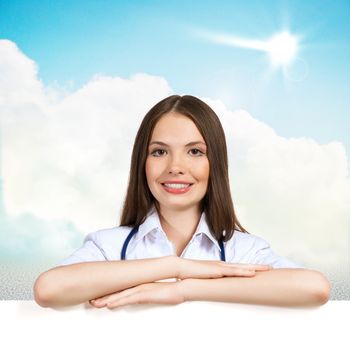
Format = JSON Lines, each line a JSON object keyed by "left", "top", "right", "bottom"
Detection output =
{"left": 119, "top": 95, "right": 248, "bottom": 242}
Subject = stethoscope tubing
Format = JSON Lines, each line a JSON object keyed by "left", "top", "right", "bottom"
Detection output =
{"left": 121, "top": 226, "right": 226, "bottom": 261}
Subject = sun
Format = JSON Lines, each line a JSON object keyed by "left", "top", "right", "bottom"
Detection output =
{"left": 266, "top": 31, "right": 298, "bottom": 67}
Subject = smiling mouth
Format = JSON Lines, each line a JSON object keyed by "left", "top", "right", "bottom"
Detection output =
{"left": 161, "top": 183, "right": 193, "bottom": 188}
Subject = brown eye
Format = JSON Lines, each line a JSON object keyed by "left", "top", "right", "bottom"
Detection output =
{"left": 189, "top": 148, "right": 204, "bottom": 156}
{"left": 151, "top": 149, "right": 166, "bottom": 157}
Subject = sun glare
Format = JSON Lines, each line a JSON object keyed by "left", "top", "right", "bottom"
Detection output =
{"left": 200, "top": 28, "right": 301, "bottom": 70}
{"left": 266, "top": 31, "right": 298, "bottom": 66}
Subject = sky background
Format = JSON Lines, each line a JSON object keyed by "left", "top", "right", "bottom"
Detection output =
{"left": 1, "top": 0, "right": 349, "bottom": 153}
{"left": 0, "top": 0, "right": 349, "bottom": 299}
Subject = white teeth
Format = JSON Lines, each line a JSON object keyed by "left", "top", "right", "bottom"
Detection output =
{"left": 163, "top": 183, "right": 190, "bottom": 189}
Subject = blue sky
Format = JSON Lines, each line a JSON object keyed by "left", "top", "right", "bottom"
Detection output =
{"left": 1, "top": 0, "right": 349, "bottom": 155}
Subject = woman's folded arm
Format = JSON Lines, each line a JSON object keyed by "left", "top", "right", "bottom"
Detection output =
{"left": 177, "top": 268, "right": 330, "bottom": 307}
{"left": 33, "top": 255, "right": 179, "bottom": 308}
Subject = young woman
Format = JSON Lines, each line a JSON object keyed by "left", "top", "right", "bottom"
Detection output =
{"left": 34, "top": 95, "right": 330, "bottom": 309}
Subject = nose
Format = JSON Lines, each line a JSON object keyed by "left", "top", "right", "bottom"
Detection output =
{"left": 167, "top": 153, "right": 186, "bottom": 174}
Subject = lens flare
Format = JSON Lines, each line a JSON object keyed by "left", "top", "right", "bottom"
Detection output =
{"left": 197, "top": 29, "right": 300, "bottom": 68}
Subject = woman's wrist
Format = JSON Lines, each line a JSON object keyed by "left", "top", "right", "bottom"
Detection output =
{"left": 175, "top": 278, "right": 194, "bottom": 302}
{"left": 166, "top": 255, "right": 183, "bottom": 279}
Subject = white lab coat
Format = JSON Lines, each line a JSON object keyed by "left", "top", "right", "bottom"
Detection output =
{"left": 56, "top": 204, "right": 303, "bottom": 269}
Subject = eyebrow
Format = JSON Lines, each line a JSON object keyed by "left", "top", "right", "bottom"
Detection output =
{"left": 149, "top": 141, "right": 207, "bottom": 147}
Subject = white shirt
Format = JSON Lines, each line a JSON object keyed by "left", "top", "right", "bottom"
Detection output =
{"left": 56, "top": 205, "right": 303, "bottom": 269}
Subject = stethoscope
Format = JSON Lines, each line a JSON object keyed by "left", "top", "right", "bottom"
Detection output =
{"left": 121, "top": 226, "right": 226, "bottom": 261}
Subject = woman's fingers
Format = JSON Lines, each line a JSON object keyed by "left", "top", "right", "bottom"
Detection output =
{"left": 226, "top": 263, "right": 272, "bottom": 270}
{"left": 233, "top": 269, "right": 256, "bottom": 276}
{"left": 90, "top": 298, "right": 107, "bottom": 307}
{"left": 91, "top": 286, "right": 142, "bottom": 308}
{"left": 226, "top": 264, "right": 272, "bottom": 277}
{"left": 178, "top": 259, "right": 273, "bottom": 280}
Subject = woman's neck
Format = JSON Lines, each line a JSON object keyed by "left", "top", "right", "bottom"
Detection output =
{"left": 157, "top": 205, "right": 202, "bottom": 255}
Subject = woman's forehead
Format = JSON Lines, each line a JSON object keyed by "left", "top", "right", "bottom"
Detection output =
{"left": 151, "top": 114, "right": 204, "bottom": 141}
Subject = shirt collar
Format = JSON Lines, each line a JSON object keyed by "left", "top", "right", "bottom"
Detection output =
{"left": 134, "top": 204, "right": 221, "bottom": 251}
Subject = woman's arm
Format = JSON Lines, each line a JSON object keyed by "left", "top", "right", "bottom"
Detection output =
{"left": 33, "top": 256, "right": 178, "bottom": 308}
{"left": 177, "top": 268, "right": 331, "bottom": 307}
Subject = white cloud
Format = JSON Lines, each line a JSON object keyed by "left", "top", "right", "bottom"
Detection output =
{"left": 0, "top": 39, "right": 45, "bottom": 107}
{"left": 0, "top": 40, "right": 349, "bottom": 269}
{"left": 204, "top": 100, "right": 350, "bottom": 267}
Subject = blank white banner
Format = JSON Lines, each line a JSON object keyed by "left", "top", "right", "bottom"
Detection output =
{"left": 1, "top": 301, "right": 349, "bottom": 350}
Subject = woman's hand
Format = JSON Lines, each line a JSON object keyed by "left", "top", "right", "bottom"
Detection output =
{"left": 89, "top": 257, "right": 273, "bottom": 309}
{"left": 89, "top": 281, "right": 184, "bottom": 309}
{"left": 176, "top": 258, "right": 272, "bottom": 280}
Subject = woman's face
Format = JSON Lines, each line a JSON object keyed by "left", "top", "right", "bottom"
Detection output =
{"left": 145, "top": 112, "right": 210, "bottom": 213}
